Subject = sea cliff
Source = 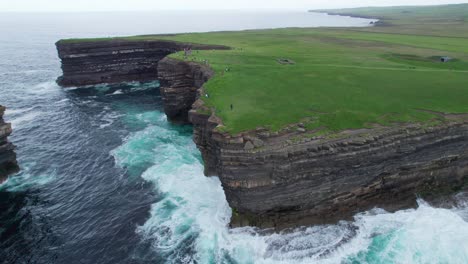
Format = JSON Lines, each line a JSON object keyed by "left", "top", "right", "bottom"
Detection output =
{"left": 189, "top": 106, "right": 468, "bottom": 228}
{"left": 0, "top": 105, "right": 19, "bottom": 182}
{"left": 158, "top": 57, "right": 215, "bottom": 123}
{"left": 56, "top": 39, "right": 228, "bottom": 88}
{"left": 56, "top": 40, "right": 468, "bottom": 229}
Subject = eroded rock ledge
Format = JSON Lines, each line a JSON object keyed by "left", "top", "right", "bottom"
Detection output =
{"left": 56, "top": 39, "right": 228, "bottom": 88}
{"left": 57, "top": 40, "right": 468, "bottom": 229}
{"left": 0, "top": 105, "right": 19, "bottom": 182}
{"left": 157, "top": 57, "right": 215, "bottom": 123}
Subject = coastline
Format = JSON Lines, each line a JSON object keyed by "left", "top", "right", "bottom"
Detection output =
{"left": 308, "top": 10, "right": 385, "bottom": 26}
{"left": 161, "top": 57, "right": 468, "bottom": 228}
{"left": 55, "top": 39, "right": 468, "bottom": 229}
{"left": 310, "top": 10, "right": 382, "bottom": 21}
{"left": 54, "top": 7, "right": 468, "bottom": 229}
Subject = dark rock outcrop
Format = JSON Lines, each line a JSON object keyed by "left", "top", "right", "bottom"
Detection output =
{"left": 0, "top": 105, "right": 19, "bottom": 182}
{"left": 190, "top": 112, "right": 468, "bottom": 229}
{"left": 157, "top": 57, "right": 215, "bottom": 123}
{"left": 56, "top": 39, "right": 228, "bottom": 123}
{"left": 57, "top": 39, "right": 468, "bottom": 230}
{"left": 56, "top": 39, "right": 228, "bottom": 88}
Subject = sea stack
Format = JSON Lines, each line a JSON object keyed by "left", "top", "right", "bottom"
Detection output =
{"left": 0, "top": 105, "right": 19, "bottom": 182}
{"left": 55, "top": 39, "right": 229, "bottom": 88}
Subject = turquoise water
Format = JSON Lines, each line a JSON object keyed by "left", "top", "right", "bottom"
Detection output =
{"left": 0, "top": 10, "right": 467, "bottom": 263}
{"left": 111, "top": 107, "right": 468, "bottom": 264}
{"left": 1, "top": 79, "right": 467, "bottom": 263}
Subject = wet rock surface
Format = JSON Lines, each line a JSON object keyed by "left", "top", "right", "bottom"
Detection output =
{"left": 0, "top": 105, "right": 19, "bottom": 182}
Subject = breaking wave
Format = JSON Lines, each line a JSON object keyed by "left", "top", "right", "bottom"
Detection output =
{"left": 9, "top": 111, "right": 43, "bottom": 129}
{"left": 112, "top": 110, "right": 468, "bottom": 264}
{"left": 0, "top": 163, "right": 56, "bottom": 192}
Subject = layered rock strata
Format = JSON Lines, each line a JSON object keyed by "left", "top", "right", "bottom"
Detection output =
{"left": 191, "top": 109, "right": 468, "bottom": 228}
{"left": 57, "top": 40, "right": 468, "bottom": 229}
{"left": 0, "top": 105, "right": 19, "bottom": 182}
{"left": 56, "top": 39, "right": 228, "bottom": 88}
{"left": 157, "top": 57, "right": 215, "bottom": 123}
{"left": 160, "top": 58, "right": 468, "bottom": 229}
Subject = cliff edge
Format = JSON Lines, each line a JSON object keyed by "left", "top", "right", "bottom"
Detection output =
{"left": 56, "top": 39, "right": 468, "bottom": 229}
{"left": 56, "top": 39, "right": 228, "bottom": 87}
{"left": 56, "top": 39, "right": 228, "bottom": 123}
{"left": 170, "top": 61, "right": 468, "bottom": 229}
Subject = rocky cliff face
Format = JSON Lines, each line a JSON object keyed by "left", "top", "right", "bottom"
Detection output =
{"left": 56, "top": 39, "right": 228, "bottom": 88}
{"left": 0, "top": 105, "right": 19, "bottom": 182}
{"left": 190, "top": 110, "right": 468, "bottom": 228}
{"left": 157, "top": 57, "right": 215, "bottom": 123}
{"left": 57, "top": 40, "right": 468, "bottom": 229}
{"left": 175, "top": 59, "right": 468, "bottom": 228}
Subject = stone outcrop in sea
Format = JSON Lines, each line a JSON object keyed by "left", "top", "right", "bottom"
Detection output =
{"left": 56, "top": 39, "right": 468, "bottom": 229}
{"left": 0, "top": 105, "right": 19, "bottom": 182}
{"left": 56, "top": 39, "right": 228, "bottom": 88}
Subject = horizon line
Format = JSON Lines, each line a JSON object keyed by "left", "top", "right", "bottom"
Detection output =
{"left": 1, "top": 2, "right": 466, "bottom": 13}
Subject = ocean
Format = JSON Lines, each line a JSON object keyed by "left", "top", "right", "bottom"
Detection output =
{"left": 0, "top": 10, "right": 467, "bottom": 264}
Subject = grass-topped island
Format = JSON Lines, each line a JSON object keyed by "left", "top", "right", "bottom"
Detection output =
{"left": 56, "top": 4, "right": 468, "bottom": 228}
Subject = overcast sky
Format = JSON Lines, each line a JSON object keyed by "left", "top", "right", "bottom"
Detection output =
{"left": 1, "top": 0, "right": 468, "bottom": 12}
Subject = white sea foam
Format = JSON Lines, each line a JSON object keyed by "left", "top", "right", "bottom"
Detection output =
{"left": 27, "top": 81, "right": 60, "bottom": 95}
{"left": 4, "top": 107, "right": 36, "bottom": 115}
{"left": 112, "top": 110, "right": 468, "bottom": 264}
{"left": 56, "top": 98, "right": 70, "bottom": 104}
{"left": 111, "top": 89, "right": 124, "bottom": 95}
{"left": 10, "top": 111, "right": 42, "bottom": 129}
{"left": 99, "top": 111, "right": 123, "bottom": 129}
{"left": 0, "top": 163, "right": 56, "bottom": 192}
{"left": 6, "top": 106, "right": 41, "bottom": 129}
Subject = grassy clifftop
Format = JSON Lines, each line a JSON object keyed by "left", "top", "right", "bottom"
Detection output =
{"left": 62, "top": 4, "right": 468, "bottom": 134}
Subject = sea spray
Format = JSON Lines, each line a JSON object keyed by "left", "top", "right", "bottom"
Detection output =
{"left": 0, "top": 11, "right": 388, "bottom": 263}
{"left": 112, "top": 110, "right": 468, "bottom": 264}
{"left": 343, "top": 201, "right": 468, "bottom": 264}
{"left": 0, "top": 163, "right": 56, "bottom": 192}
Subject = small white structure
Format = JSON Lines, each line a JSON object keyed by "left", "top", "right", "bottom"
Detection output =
{"left": 440, "top": 56, "right": 452, "bottom": 63}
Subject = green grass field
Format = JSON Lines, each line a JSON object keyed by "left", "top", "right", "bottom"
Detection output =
{"left": 63, "top": 4, "right": 468, "bottom": 134}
